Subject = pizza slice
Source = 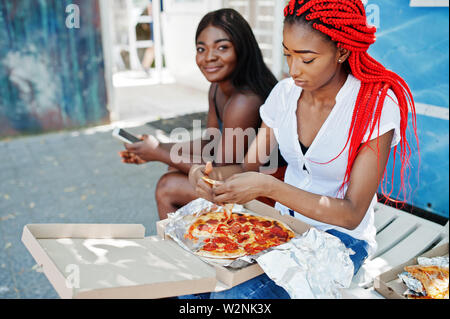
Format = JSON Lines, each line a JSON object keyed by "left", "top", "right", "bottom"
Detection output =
{"left": 204, "top": 161, "right": 213, "bottom": 175}
{"left": 202, "top": 161, "right": 215, "bottom": 186}
{"left": 243, "top": 219, "right": 295, "bottom": 255}
{"left": 223, "top": 203, "right": 234, "bottom": 220}
{"left": 184, "top": 211, "right": 226, "bottom": 241}
{"left": 202, "top": 176, "right": 217, "bottom": 186}
{"left": 196, "top": 231, "right": 246, "bottom": 259}
{"left": 404, "top": 265, "right": 449, "bottom": 299}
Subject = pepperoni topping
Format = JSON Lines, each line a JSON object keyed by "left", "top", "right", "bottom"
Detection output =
{"left": 237, "top": 216, "right": 247, "bottom": 223}
{"left": 255, "top": 236, "right": 267, "bottom": 245}
{"left": 206, "top": 219, "right": 219, "bottom": 225}
{"left": 230, "top": 224, "right": 241, "bottom": 234}
{"left": 244, "top": 244, "right": 254, "bottom": 254}
{"left": 253, "top": 227, "right": 263, "bottom": 234}
{"left": 241, "top": 224, "right": 250, "bottom": 233}
{"left": 244, "top": 243, "right": 266, "bottom": 254}
{"left": 213, "top": 236, "right": 233, "bottom": 244}
{"left": 203, "top": 242, "right": 218, "bottom": 251}
{"left": 237, "top": 234, "right": 250, "bottom": 243}
{"left": 224, "top": 243, "right": 239, "bottom": 251}
{"left": 263, "top": 232, "right": 276, "bottom": 239}
{"left": 215, "top": 224, "right": 227, "bottom": 234}
{"left": 270, "top": 225, "right": 289, "bottom": 240}
{"left": 249, "top": 218, "right": 272, "bottom": 227}
{"left": 261, "top": 220, "right": 272, "bottom": 227}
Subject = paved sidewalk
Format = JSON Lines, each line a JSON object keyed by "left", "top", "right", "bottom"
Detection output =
{"left": 0, "top": 119, "right": 199, "bottom": 298}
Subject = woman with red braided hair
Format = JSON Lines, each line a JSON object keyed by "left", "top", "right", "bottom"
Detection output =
{"left": 186, "top": 0, "right": 419, "bottom": 299}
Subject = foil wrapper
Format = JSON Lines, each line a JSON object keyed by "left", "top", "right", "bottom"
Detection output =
{"left": 417, "top": 256, "right": 449, "bottom": 268}
{"left": 398, "top": 255, "right": 449, "bottom": 297}
{"left": 164, "top": 198, "right": 269, "bottom": 268}
{"left": 256, "top": 227, "right": 354, "bottom": 299}
{"left": 398, "top": 272, "right": 425, "bottom": 296}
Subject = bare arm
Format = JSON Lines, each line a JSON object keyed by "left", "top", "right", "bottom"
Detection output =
{"left": 121, "top": 86, "right": 265, "bottom": 176}
{"left": 189, "top": 122, "right": 277, "bottom": 198}
{"left": 212, "top": 123, "right": 394, "bottom": 230}
{"left": 213, "top": 93, "right": 263, "bottom": 166}
{"left": 120, "top": 85, "right": 220, "bottom": 174}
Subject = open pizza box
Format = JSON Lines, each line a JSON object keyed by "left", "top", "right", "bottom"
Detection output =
{"left": 21, "top": 200, "right": 310, "bottom": 299}
{"left": 373, "top": 242, "right": 449, "bottom": 299}
{"left": 157, "top": 200, "right": 311, "bottom": 288}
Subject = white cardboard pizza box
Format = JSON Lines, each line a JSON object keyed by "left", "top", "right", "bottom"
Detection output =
{"left": 373, "top": 242, "right": 449, "bottom": 299}
{"left": 156, "top": 200, "right": 312, "bottom": 288}
{"left": 22, "top": 200, "right": 311, "bottom": 298}
{"left": 21, "top": 224, "right": 217, "bottom": 299}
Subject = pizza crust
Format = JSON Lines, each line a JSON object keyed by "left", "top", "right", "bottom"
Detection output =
{"left": 195, "top": 249, "right": 247, "bottom": 260}
{"left": 202, "top": 176, "right": 217, "bottom": 186}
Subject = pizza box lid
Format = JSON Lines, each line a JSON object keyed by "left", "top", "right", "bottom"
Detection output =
{"left": 373, "top": 242, "right": 449, "bottom": 299}
{"left": 156, "top": 200, "right": 312, "bottom": 288}
{"left": 21, "top": 224, "right": 217, "bottom": 299}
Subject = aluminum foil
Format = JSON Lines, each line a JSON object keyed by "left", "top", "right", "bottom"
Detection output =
{"left": 417, "top": 256, "right": 449, "bottom": 268}
{"left": 165, "top": 198, "right": 266, "bottom": 268}
{"left": 398, "top": 255, "right": 449, "bottom": 297}
{"left": 398, "top": 272, "right": 425, "bottom": 296}
{"left": 256, "top": 227, "right": 354, "bottom": 299}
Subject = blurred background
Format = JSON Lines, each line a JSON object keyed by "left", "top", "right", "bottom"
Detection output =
{"left": 0, "top": 0, "right": 448, "bottom": 298}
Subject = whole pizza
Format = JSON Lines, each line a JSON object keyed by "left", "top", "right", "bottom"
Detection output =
{"left": 184, "top": 210, "right": 295, "bottom": 259}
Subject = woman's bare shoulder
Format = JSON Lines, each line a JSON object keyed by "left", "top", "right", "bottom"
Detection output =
{"left": 228, "top": 90, "right": 264, "bottom": 109}
{"left": 221, "top": 91, "right": 263, "bottom": 126}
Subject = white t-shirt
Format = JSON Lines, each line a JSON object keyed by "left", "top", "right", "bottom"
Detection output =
{"left": 260, "top": 74, "right": 401, "bottom": 256}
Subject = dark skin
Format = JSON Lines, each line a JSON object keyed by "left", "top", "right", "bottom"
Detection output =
{"left": 190, "top": 23, "right": 394, "bottom": 230}
{"left": 119, "top": 25, "right": 263, "bottom": 220}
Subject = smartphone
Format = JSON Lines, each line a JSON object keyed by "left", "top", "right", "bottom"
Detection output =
{"left": 112, "top": 127, "right": 141, "bottom": 144}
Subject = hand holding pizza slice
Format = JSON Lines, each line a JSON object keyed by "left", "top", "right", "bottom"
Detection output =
{"left": 201, "top": 161, "right": 220, "bottom": 187}
{"left": 200, "top": 162, "right": 232, "bottom": 219}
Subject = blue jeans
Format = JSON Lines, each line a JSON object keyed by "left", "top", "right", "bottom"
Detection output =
{"left": 179, "top": 228, "right": 368, "bottom": 299}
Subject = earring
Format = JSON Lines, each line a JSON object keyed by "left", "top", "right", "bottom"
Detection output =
{"left": 338, "top": 59, "right": 342, "bottom": 63}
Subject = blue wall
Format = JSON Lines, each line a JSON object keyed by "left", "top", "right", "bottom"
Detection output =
{"left": 368, "top": 0, "right": 449, "bottom": 218}
{"left": 0, "top": 0, "right": 109, "bottom": 136}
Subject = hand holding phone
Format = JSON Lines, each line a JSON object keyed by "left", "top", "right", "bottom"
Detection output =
{"left": 116, "top": 129, "right": 162, "bottom": 164}
{"left": 112, "top": 128, "right": 141, "bottom": 144}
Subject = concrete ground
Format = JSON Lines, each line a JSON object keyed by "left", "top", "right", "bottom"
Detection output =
{"left": 0, "top": 81, "right": 208, "bottom": 299}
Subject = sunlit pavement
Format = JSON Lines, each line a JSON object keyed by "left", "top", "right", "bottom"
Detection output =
{"left": 0, "top": 123, "right": 170, "bottom": 298}
{"left": 0, "top": 81, "right": 208, "bottom": 299}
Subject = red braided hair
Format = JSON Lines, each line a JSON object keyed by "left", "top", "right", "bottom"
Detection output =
{"left": 284, "top": 0, "right": 419, "bottom": 203}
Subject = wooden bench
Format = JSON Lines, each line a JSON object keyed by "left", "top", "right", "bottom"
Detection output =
{"left": 342, "top": 202, "right": 448, "bottom": 299}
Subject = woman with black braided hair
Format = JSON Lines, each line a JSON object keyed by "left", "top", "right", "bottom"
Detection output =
{"left": 119, "top": 9, "right": 279, "bottom": 220}
{"left": 188, "top": 0, "right": 419, "bottom": 298}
